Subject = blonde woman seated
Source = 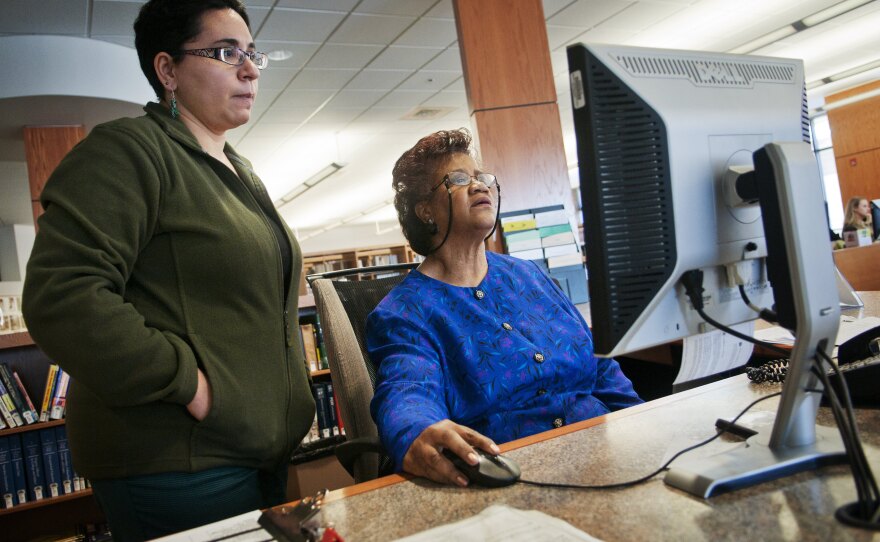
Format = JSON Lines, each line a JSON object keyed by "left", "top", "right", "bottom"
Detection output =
{"left": 843, "top": 196, "right": 876, "bottom": 240}
{"left": 366, "top": 129, "right": 642, "bottom": 487}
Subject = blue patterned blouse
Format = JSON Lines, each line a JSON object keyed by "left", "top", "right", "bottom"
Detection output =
{"left": 367, "top": 252, "right": 643, "bottom": 470}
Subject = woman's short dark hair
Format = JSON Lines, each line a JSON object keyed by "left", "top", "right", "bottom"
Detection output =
{"left": 134, "top": 0, "right": 250, "bottom": 98}
{"left": 392, "top": 129, "right": 473, "bottom": 256}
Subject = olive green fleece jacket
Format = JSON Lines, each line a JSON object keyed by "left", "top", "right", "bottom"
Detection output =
{"left": 22, "top": 102, "right": 315, "bottom": 479}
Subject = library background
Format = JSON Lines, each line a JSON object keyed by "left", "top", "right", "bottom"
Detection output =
{"left": 3, "top": 0, "right": 880, "bottom": 540}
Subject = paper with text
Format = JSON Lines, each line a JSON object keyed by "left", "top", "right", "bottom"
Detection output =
{"left": 675, "top": 322, "right": 754, "bottom": 385}
{"left": 394, "top": 504, "right": 601, "bottom": 542}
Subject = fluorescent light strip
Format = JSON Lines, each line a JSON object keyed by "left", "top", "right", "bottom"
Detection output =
{"left": 274, "top": 162, "right": 347, "bottom": 208}
{"left": 806, "top": 57, "right": 880, "bottom": 90}
{"left": 298, "top": 200, "right": 394, "bottom": 241}
{"left": 728, "top": 0, "right": 875, "bottom": 55}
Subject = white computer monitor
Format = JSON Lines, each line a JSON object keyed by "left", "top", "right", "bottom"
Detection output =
{"left": 568, "top": 43, "right": 844, "bottom": 498}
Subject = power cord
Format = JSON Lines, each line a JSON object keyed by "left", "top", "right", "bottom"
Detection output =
{"left": 517, "top": 391, "right": 781, "bottom": 490}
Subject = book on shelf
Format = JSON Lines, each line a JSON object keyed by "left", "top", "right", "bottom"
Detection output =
{"left": 312, "top": 383, "right": 330, "bottom": 439}
{"left": 0, "top": 377, "right": 23, "bottom": 428}
{"left": 543, "top": 243, "right": 578, "bottom": 258}
{"left": 55, "top": 426, "right": 75, "bottom": 495}
{"left": 324, "top": 382, "right": 340, "bottom": 437}
{"left": 0, "top": 363, "right": 36, "bottom": 424}
{"left": 50, "top": 370, "right": 71, "bottom": 420}
{"left": 39, "top": 428, "right": 63, "bottom": 498}
{"left": 0, "top": 413, "right": 5, "bottom": 430}
{"left": 39, "top": 364, "right": 60, "bottom": 422}
{"left": 508, "top": 248, "right": 544, "bottom": 262}
{"left": 332, "top": 385, "right": 345, "bottom": 435}
{"left": 20, "top": 431, "right": 45, "bottom": 501}
{"left": 300, "top": 324, "right": 320, "bottom": 372}
{"left": 8, "top": 433, "right": 26, "bottom": 505}
{"left": 0, "top": 435, "right": 14, "bottom": 508}
{"left": 11, "top": 370, "right": 39, "bottom": 424}
{"left": 313, "top": 318, "right": 329, "bottom": 370}
{"left": 534, "top": 209, "right": 569, "bottom": 228}
{"left": 547, "top": 252, "right": 583, "bottom": 269}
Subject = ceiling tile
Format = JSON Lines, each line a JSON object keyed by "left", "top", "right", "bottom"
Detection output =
{"left": 546, "top": 25, "right": 589, "bottom": 50}
{"left": 94, "top": 35, "right": 135, "bottom": 49}
{"left": 424, "top": 0, "right": 455, "bottom": 19}
{"left": 355, "top": 107, "right": 413, "bottom": 122}
{"left": 244, "top": 0, "right": 276, "bottom": 7}
{"left": 246, "top": 7, "right": 270, "bottom": 31}
{"left": 259, "top": 105, "right": 317, "bottom": 123}
{"left": 92, "top": 1, "right": 143, "bottom": 36}
{"left": 287, "top": 68, "right": 358, "bottom": 90}
{"left": 421, "top": 90, "right": 468, "bottom": 108}
{"left": 355, "top": 0, "right": 438, "bottom": 17}
{"left": 547, "top": 0, "right": 633, "bottom": 28}
{"left": 274, "top": 88, "right": 336, "bottom": 108}
{"left": 257, "top": 9, "right": 346, "bottom": 42}
{"left": 367, "top": 45, "right": 444, "bottom": 69}
{"left": 327, "top": 89, "right": 387, "bottom": 108}
{"left": 0, "top": 0, "right": 87, "bottom": 34}
{"left": 248, "top": 123, "right": 302, "bottom": 139}
{"left": 543, "top": 0, "right": 577, "bottom": 19}
{"left": 422, "top": 47, "right": 461, "bottom": 71}
{"left": 346, "top": 70, "right": 412, "bottom": 91}
{"left": 600, "top": 1, "right": 685, "bottom": 33}
{"left": 257, "top": 67, "right": 299, "bottom": 91}
{"left": 276, "top": 0, "right": 358, "bottom": 9}
{"left": 328, "top": 13, "right": 415, "bottom": 45}
{"left": 308, "top": 43, "right": 384, "bottom": 69}
{"left": 308, "top": 107, "right": 368, "bottom": 125}
{"left": 258, "top": 42, "right": 321, "bottom": 69}
{"left": 397, "top": 70, "right": 460, "bottom": 91}
{"left": 374, "top": 90, "right": 436, "bottom": 108}
{"left": 393, "top": 18, "right": 457, "bottom": 47}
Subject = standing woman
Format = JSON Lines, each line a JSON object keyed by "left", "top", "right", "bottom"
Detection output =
{"left": 22, "top": 1, "right": 314, "bottom": 539}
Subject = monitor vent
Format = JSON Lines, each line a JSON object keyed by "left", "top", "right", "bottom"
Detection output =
{"left": 581, "top": 55, "right": 676, "bottom": 348}
{"left": 613, "top": 54, "right": 796, "bottom": 88}
{"left": 801, "top": 84, "right": 811, "bottom": 144}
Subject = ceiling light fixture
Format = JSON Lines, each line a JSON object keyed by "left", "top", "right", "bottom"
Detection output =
{"left": 267, "top": 49, "right": 293, "bottom": 61}
{"left": 728, "top": 0, "right": 874, "bottom": 55}
{"left": 274, "top": 161, "right": 347, "bottom": 209}
{"left": 807, "top": 57, "right": 880, "bottom": 90}
{"left": 298, "top": 199, "right": 394, "bottom": 241}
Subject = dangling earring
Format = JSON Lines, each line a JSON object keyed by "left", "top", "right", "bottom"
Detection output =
{"left": 427, "top": 218, "right": 438, "bottom": 235}
{"left": 170, "top": 88, "right": 179, "bottom": 119}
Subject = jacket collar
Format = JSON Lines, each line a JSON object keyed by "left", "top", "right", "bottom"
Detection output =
{"left": 142, "top": 101, "right": 247, "bottom": 166}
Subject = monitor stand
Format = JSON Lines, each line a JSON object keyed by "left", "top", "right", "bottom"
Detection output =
{"left": 664, "top": 142, "right": 846, "bottom": 498}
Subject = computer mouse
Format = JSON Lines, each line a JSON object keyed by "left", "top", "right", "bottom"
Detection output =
{"left": 442, "top": 448, "right": 521, "bottom": 488}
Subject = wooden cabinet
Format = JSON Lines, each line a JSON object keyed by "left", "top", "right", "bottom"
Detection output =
{"left": 0, "top": 332, "right": 105, "bottom": 541}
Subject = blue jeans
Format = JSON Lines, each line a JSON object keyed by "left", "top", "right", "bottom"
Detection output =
{"left": 90, "top": 465, "right": 287, "bottom": 541}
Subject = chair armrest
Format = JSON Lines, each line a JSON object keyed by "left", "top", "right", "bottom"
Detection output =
{"left": 334, "top": 437, "right": 386, "bottom": 477}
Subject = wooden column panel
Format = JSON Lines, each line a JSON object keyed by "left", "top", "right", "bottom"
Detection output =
{"left": 453, "top": 0, "right": 573, "bottom": 254}
{"left": 472, "top": 103, "right": 570, "bottom": 213}
{"left": 834, "top": 148, "right": 880, "bottom": 206}
{"left": 23, "top": 126, "right": 85, "bottom": 227}
{"left": 454, "top": 0, "right": 556, "bottom": 111}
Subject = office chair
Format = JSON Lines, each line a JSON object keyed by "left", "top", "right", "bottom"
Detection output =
{"left": 307, "top": 262, "right": 418, "bottom": 483}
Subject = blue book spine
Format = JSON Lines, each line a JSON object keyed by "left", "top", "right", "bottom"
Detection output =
{"left": 324, "top": 382, "right": 339, "bottom": 436}
{"left": 40, "top": 428, "right": 62, "bottom": 498}
{"left": 312, "top": 383, "right": 330, "bottom": 439}
{"left": 55, "top": 426, "right": 74, "bottom": 494}
{"left": 20, "top": 431, "right": 45, "bottom": 501}
{"left": 0, "top": 436, "right": 14, "bottom": 508}
{"left": 8, "top": 434, "right": 27, "bottom": 504}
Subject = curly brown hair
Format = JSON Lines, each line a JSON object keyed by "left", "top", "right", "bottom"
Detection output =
{"left": 392, "top": 129, "right": 474, "bottom": 255}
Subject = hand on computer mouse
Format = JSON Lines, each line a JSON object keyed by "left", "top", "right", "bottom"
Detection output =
{"left": 402, "top": 418, "right": 500, "bottom": 487}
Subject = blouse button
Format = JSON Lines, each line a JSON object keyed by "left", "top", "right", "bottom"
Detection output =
{"left": 537, "top": 388, "right": 547, "bottom": 396}
{"left": 474, "top": 289, "right": 485, "bottom": 300}
{"left": 534, "top": 352, "right": 545, "bottom": 363}
{"left": 502, "top": 322, "right": 512, "bottom": 331}
{"left": 553, "top": 418, "right": 564, "bottom": 428}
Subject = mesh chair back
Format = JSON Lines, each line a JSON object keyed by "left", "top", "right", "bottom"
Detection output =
{"left": 331, "top": 274, "right": 410, "bottom": 388}
{"left": 308, "top": 263, "right": 415, "bottom": 482}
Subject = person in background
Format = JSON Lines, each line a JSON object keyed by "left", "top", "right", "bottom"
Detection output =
{"left": 843, "top": 196, "right": 876, "bottom": 239}
{"left": 367, "top": 129, "right": 643, "bottom": 487}
{"left": 22, "top": 1, "right": 314, "bottom": 539}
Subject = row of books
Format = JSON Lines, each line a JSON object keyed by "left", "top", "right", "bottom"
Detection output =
{"left": 501, "top": 204, "right": 589, "bottom": 304}
{"left": 302, "top": 381, "right": 345, "bottom": 444}
{"left": 300, "top": 321, "right": 329, "bottom": 373}
{"left": 0, "top": 426, "right": 89, "bottom": 508}
{"left": 0, "top": 362, "right": 69, "bottom": 429}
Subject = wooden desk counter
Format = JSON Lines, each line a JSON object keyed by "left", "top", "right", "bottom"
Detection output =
{"left": 313, "top": 375, "right": 880, "bottom": 541}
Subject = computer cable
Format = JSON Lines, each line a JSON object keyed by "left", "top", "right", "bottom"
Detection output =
{"left": 814, "top": 349, "right": 880, "bottom": 528}
{"left": 516, "top": 391, "right": 782, "bottom": 491}
{"left": 680, "top": 269, "right": 789, "bottom": 357}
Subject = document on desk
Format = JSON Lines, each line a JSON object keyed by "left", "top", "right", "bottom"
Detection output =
{"left": 753, "top": 315, "right": 880, "bottom": 357}
{"left": 151, "top": 510, "right": 271, "bottom": 542}
{"left": 394, "top": 504, "right": 601, "bottom": 542}
{"left": 674, "top": 322, "right": 754, "bottom": 385}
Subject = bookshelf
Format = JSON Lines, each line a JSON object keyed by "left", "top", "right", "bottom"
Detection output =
{"left": 298, "top": 243, "right": 419, "bottom": 296}
{"left": 0, "top": 332, "right": 105, "bottom": 540}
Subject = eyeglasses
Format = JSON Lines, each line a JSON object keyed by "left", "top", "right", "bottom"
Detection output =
{"left": 430, "top": 172, "right": 498, "bottom": 193}
{"left": 179, "top": 47, "right": 269, "bottom": 70}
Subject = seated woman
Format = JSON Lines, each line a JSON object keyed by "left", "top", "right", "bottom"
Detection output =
{"left": 843, "top": 196, "right": 876, "bottom": 240}
{"left": 367, "top": 129, "right": 642, "bottom": 487}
